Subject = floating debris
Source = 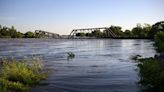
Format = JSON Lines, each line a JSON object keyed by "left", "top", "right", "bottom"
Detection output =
{"left": 67, "top": 52, "right": 75, "bottom": 60}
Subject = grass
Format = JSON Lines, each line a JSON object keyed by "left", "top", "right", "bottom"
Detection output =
{"left": 0, "top": 57, "right": 48, "bottom": 92}
{"left": 134, "top": 57, "right": 164, "bottom": 92}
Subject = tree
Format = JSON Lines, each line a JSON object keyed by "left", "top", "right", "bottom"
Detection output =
{"left": 85, "top": 33, "right": 92, "bottom": 37}
{"left": 9, "top": 26, "right": 17, "bottom": 38}
{"left": 0, "top": 25, "right": 2, "bottom": 30}
{"left": 109, "top": 26, "right": 124, "bottom": 36}
{"left": 24, "top": 31, "right": 34, "bottom": 38}
{"left": 91, "top": 30, "right": 103, "bottom": 37}
{"left": 131, "top": 23, "right": 150, "bottom": 38}
{"left": 124, "top": 30, "right": 132, "bottom": 37}
{"left": 0, "top": 25, "right": 2, "bottom": 37}
{"left": 148, "top": 21, "right": 164, "bottom": 38}
{"left": 76, "top": 32, "right": 86, "bottom": 37}
{"left": 0, "top": 25, "right": 25, "bottom": 38}
{"left": 142, "top": 24, "right": 152, "bottom": 37}
{"left": 16, "top": 32, "right": 24, "bottom": 38}
{"left": 0, "top": 27, "right": 11, "bottom": 37}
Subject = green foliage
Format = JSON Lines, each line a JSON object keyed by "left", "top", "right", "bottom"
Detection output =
{"left": 0, "top": 21, "right": 163, "bottom": 39}
{"left": 76, "top": 32, "right": 86, "bottom": 37}
{"left": 124, "top": 30, "right": 133, "bottom": 37}
{"left": 0, "top": 58, "right": 48, "bottom": 92}
{"left": 85, "top": 33, "right": 92, "bottom": 37}
{"left": 0, "top": 25, "right": 24, "bottom": 38}
{"left": 16, "top": 32, "right": 24, "bottom": 38}
{"left": 9, "top": 26, "right": 17, "bottom": 38}
{"left": 143, "top": 24, "right": 152, "bottom": 37}
{"left": 133, "top": 23, "right": 164, "bottom": 92}
{"left": 154, "top": 31, "right": 164, "bottom": 52}
{"left": 109, "top": 26, "right": 124, "bottom": 37}
{"left": 148, "top": 21, "right": 164, "bottom": 38}
{"left": 131, "top": 23, "right": 151, "bottom": 38}
{"left": 24, "top": 31, "right": 35, "bottom": 38}
{"left": 137, "top": 58, "right": 164, "bottom": 92}
{"left": 0, "top": 78, "right": 28, "bottom": 92}
{"left": 91, "top": 30, "right": 103, "bottom": 37}
{"left": 0, "top": 27, "right": 11, "bottom": 38}
{"left": 74, "top": 24, "right": 152, "bottom": 38}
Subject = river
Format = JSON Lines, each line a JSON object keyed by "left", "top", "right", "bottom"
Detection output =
{"left": 0, "top": 39, "right": 156, "bottom": 92}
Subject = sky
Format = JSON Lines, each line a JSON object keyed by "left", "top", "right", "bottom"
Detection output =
{"left": 0, "top": 0, "right": 164, "bottom": 35}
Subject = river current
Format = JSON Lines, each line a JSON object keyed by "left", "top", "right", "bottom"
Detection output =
{"left": 0, "top": 39, "right": 156, "bottom": 92}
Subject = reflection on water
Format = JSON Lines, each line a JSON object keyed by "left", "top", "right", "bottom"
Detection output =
{"left": 0, "top": 39, "right": 156, "bottom": 92}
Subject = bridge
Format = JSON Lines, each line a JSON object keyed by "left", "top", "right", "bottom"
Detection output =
{"left": 68, "top": 27, "right": 118, "bottom": 39}
{"left": 35, "top": 30, "right": 62, "bottom": 38}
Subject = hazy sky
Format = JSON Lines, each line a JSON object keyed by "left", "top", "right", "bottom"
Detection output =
{"left": 0, "top": 0, "right": 164, "bottom": 35}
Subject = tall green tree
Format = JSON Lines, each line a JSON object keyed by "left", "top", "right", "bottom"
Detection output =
{"left": 109, "top": 26, "right": 124, "bottom": 36}
{"left": 0, "top": 27, "right": 11, "bottom": 37}
{"left": 9, "top": 26, "right": 17, "bottom": 38}
{"left": 142, "top": 23, "right": 152, "bottom": 37}
{"left": 131, "top": 23, "right": 151, "bottom": 38}
{"left": 148, "top": 21, "right": 164, "bottom": 38}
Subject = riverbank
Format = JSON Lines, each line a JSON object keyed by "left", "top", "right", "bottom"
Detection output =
{"left": 0, "top": 58, "right": 48, "bottom": 92}
{"left": 134, "top": 31, "right": 164, "bottom": 92}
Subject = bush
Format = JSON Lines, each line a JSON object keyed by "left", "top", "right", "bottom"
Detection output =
{"left": 137, "top": 58, "right": 164, "bottom": 92}
{"left": 0, "top": 58, "right": 48, "bottom": 92}
{"left": 154, "top": 31, "right": 164, "bottom": 52}
{"left": 24, "top": 31, "right": 35, "bottom": 38}
{"left": 0, "top": 78, "right": 28, "bottom": 92}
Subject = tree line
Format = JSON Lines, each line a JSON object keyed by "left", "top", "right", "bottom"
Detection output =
{"left": 0, "top": 25, "right": 35, "bottom": 38}
{"left": 76, "top": 21, "right": 164, "bottom": 39}
{"left": 0, "top": 21, "right": 164, "bottom": 38}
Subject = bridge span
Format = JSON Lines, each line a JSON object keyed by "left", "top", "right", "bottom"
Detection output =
{"left": 35, "top": 30, "right": 62, "bottom": 38}
{"left": 68, "top": 27, "right": 118, "bottom": 39}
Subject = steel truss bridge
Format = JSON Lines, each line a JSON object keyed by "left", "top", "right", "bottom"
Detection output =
{"left": 68, "top": 27, "right": 118, "bottom": 39}
{"left": 35, "top": 30, "right": 62, "bottom": 38}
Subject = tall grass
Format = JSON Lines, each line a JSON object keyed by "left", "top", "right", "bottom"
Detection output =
{"left": 0, "top": 57, "right": 48, "bottom": 92}
{"left": 136, "top": 58, "right": 164, "bottom": 92}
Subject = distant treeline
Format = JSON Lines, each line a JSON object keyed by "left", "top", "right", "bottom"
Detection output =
{"left": 0, "top": 21, "right": 164, "bottom": 38}
{"left": 0, "top": 25, "right": 35, "bottom": 38}
{"left": 76, "top": 21, "right": 164, "bottom": 39}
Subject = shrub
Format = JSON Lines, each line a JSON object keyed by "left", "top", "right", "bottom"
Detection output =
{"left": 154, "top": 31, "right": 164, "bottom": 53}
{"left": 0, "top": 58, "right": 48, "bottom": 92}
{"left": 137, "top": 58, "right": 164, "bottom": 92}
